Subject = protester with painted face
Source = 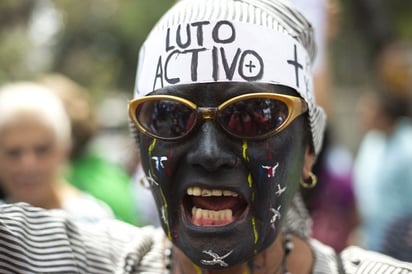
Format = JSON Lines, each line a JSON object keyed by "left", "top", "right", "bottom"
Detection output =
{"left": 130, "top": 0, "right": 326, "bottom": 270}
{"left": 0, "top": 0, "right": 411, "bottom": 273}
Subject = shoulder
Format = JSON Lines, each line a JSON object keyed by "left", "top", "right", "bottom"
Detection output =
{"left": 0, "top": 203, "right": 164, "bottom": 273}
{"left": 310, "top": 239, "right": 340, "bottom": 273}
{"left": 340, "top": 246, "right": 412, "bottom": 274}
{"left": 115, "top": 226, "right": 168, "bottom": 273}
{"left": 63, "top": 191, "right": 115, "bottom": 223}
{"left": 309, "top": 240, "right": 412, "bottom": 274}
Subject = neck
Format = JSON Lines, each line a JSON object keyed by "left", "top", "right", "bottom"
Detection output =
{"left": 377, "top": 117, "right": 397, "bottom": 136}
{"left": 170, "top": 233, "right": 314, "bottom": 274}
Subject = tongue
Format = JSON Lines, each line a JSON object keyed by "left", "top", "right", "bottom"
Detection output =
{"left": 192, "top": 196, "right": 240, "bottom": 211}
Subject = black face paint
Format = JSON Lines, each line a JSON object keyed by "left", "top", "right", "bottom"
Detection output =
{"left": 137, "top": 82, "right": 307, "bottom": 269}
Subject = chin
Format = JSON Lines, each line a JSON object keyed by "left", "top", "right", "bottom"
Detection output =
{"left": 164, "top": 203, "right": 279, "bottom": 269}
{"left": 174, "top": 226, "right": 256, "bottom": 268}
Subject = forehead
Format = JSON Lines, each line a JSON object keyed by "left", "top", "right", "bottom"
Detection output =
{"left": 0, "top": 117, "right": 56, "bottom": 143}
{"left": 151, "top": 82, "right": 300, "bottom": 104}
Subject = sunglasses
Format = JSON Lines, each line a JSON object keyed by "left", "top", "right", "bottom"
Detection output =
{"left": 128, "top": 92, "right": 308, "bottom": 141}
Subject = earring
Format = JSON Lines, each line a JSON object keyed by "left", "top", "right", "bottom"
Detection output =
{"left": 140, "top": 177, "right": 152, "bottom": 189}
{"left": 300, "top": 172, "right": 317, "bottom": 189}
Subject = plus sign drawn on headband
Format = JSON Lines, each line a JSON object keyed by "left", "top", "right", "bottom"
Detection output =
{"left": 245, "top": 60, "right": 256, "bottom": 73}
{"left": 287, "top": 44, "right": 303, "bottom": 88}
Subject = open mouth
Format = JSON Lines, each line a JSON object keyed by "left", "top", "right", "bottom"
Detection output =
{"left": 183, "top": 186, "right": 248, "bottom": 227}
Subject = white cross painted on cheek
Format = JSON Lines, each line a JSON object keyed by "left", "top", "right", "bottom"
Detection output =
{"left": 146, "top": 170, "right": 159, "bottom": 187}
{"left": 262, "top": 162, "right": 279, "bottom": 178}
{"left": 201, "top": 250, "right": 233, "bottom": 267}
{"left": 152, "top": 156, "right": 168, "bottom": 171}
{"left": 161, "top": 206, "right": 167, "bottom": 224}
{"left": 270, "top": 206, "right": 281, "bottom": 225}
{"left": 275, "top": 184, "right": 286, "bottom": 196}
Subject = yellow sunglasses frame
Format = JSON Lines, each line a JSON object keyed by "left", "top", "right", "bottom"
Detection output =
{"left": 128, "top": 92, "right": 308, "bottom": 140}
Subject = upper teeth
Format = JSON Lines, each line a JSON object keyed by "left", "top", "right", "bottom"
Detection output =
{"left": 187, "top": 187, "right": 239, "bottom": 197}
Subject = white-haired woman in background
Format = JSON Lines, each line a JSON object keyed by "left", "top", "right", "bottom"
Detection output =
{"left": 0, "top": 82, "right": 114, "bottom": 223}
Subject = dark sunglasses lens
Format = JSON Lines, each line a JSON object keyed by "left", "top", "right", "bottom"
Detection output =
{"left": 219, "top": 98, "right": 289, "bottom": 137}
{"left": 136, "top": 100, "right": 196, "bottom": 139}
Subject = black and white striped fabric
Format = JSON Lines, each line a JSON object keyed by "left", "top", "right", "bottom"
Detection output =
{"left": 0, "top": 203, "right": 166, "bottom": 274}
{"left": 0, "top": 203, "right": 411, "bottom": 273}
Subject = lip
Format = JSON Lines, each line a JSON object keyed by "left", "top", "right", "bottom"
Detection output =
{"left": 181, "top": 202, "right": 250, "bottom": 233}
{"left": 14, "top": 177, "right": 41, "bottom": 188}
{"left": 180, "top": 185, "right": 250, "bottom": 232}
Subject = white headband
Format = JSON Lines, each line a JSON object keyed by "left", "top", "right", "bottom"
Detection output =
{"left": 133, "top": 0, "right": 326, "bottom": 154}
{"left": 135, "top": 20, "right": 314, "bottom": 103}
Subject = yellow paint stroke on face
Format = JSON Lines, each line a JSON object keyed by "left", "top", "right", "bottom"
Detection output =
{"left": 242, "top": 141, "right": 249, "bottom": 161}
{"left": 148, "top": 139, "right": 157, "bottom": 153}
{"left": 148, "top": 139, "right": 157, "bottom": 162}
{"left": 148, "top": 139, "right": 157, "bottom": 177}
{"left": 243, "top": 141, "right": 259, "bottom": 249}
{"left": 243, "top": 141, "right": 253, "bottom": 190}
{"left": 252, "top": 217, "right": 259, "bottom": 245}
{"left": 147, "top": 140, "right": 172, "bottom": 238}
{"left": 159, "top": 187, "right": 172, "bottom": 240}
{"left": 248, "top": 173, "right": 253, "bottom": 189}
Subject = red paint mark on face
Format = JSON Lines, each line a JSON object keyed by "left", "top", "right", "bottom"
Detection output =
{"left": 266, "top": 166, "right": 275, "bottom": 177}
{"left": 173, "top": 228, "right": 179, "bottom": 240}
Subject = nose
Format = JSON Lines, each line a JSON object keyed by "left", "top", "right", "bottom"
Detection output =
{"left": 186, "top": 121, "right": 238, "bottom": 172}
{"left": 20, "top": 150, "right": 38, "bottom": 169}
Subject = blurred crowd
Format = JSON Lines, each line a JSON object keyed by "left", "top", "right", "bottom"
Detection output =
{"left": 0, "top": 0, "right": 411, "bottom": 264}
{"left": 294, "top": 0, "right": 412, "bottom": 261}
{"left": 0, "top": 74, "right": 158, "bottom": 226}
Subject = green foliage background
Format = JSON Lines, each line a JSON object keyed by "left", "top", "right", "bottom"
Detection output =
{"left": 0, "top": 0, "right": 411, "bottom": 101}
{"left": 0, "top": 0, "right": 175, "bottom": 100}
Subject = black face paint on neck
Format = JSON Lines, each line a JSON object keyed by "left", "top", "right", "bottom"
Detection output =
{"left": 137, "top": 82, "right": 308, "bottom": 269}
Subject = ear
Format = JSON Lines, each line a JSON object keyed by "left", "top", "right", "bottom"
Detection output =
{"left": 302, "top": 145, "right": 316, "bottom": 179}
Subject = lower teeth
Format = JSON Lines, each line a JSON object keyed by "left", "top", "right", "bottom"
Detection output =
{"left": 192, "top": 207, "right": 233, "bottom": 225}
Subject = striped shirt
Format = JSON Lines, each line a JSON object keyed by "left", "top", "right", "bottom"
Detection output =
{"left": 0, "top": 203, "right": 411, "bottom": 273}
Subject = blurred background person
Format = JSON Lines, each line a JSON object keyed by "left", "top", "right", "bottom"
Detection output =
{"left": 0, "top": 82, "right": 114, "bottom": 223}
{"left": 354, "top": 90, "right": 412, "bottom": 252}
{"left": 353, "top": 41, "right": 412, "bottom": 253}
{"left": 39, "top": 74, "right": 142, "bottom": 225}
{"left": 304, "top": 129, "right": 356, "bottom": 252}
{"left": 292, "top": 0, "right": 357, "bottom": 252}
